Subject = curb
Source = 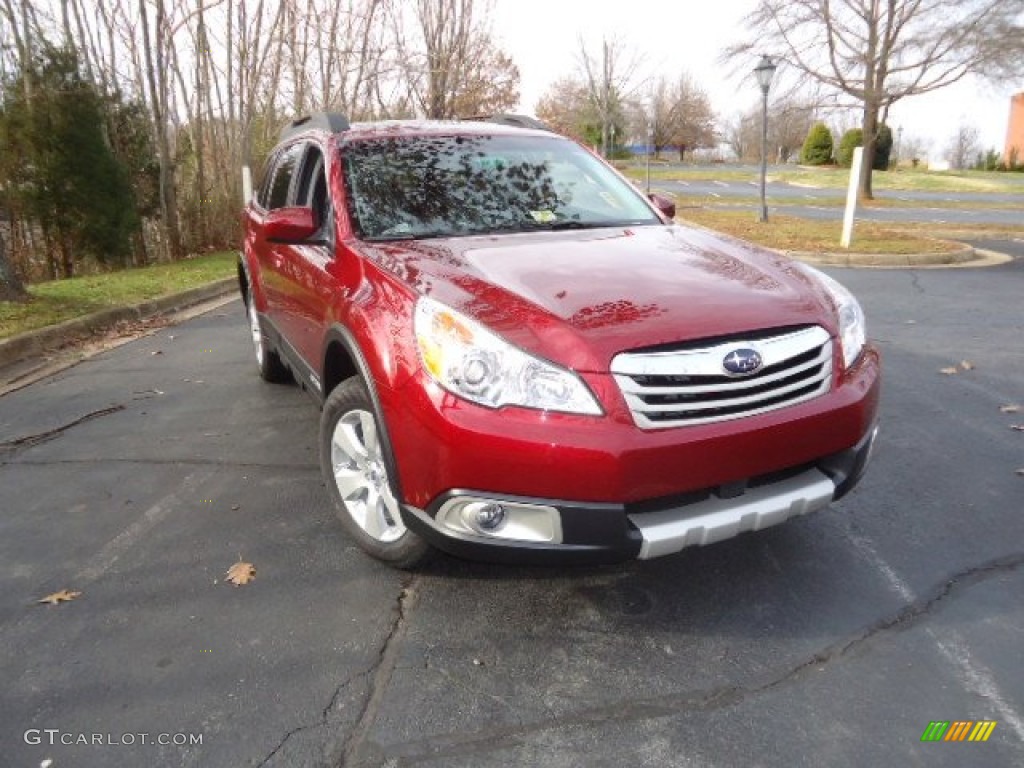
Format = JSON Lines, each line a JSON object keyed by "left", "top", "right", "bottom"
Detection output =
{"left": 0, "top": 278, "right": 237, "bottom": 369}
{"left": 782, "top": 242, "right": 980, "bottom": 268}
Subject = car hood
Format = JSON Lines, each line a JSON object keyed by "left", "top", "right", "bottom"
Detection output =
{"left": 363, "top": 225, "right": 837, "bottom": 372}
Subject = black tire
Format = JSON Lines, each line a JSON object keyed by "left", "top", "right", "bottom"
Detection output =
{"left": 246, "top": 298, "right": 291, "bottom": 383}
{"left": 320, "top": 377, "right": 432, "bottom": 568}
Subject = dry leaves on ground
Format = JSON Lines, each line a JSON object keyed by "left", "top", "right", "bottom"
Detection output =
{"left": 37, "top": 589, "right": 82, "bottom": 606}
{"left": 225, "top": 561, "right": 256, "bottom": 587}
{"left": 960, "top": 360, "right": 975, "bottom": 371}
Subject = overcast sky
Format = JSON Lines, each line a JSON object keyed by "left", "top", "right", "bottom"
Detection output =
{"left": 491, "top": 0, "right": 1019, "bottom": 159}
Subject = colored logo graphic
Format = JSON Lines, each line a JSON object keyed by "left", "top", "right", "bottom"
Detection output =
{"left": 921, "top": 721, "right": 997, "bottom": 742}
{"left": 722, "top": 348, "right": 762, "bottom": 375}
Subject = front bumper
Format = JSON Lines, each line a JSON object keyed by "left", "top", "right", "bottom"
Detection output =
{"left": 403, "top": 423, "right": 878, "bottom": 564}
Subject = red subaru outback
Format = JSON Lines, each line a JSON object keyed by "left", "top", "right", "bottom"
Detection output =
{"left": 239, "top": 113, "right": 879, "bottom": 568}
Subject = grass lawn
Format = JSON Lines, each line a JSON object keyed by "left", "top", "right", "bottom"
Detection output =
{"left": 0, "top": 252, "right": 236, "bottom": 339}
{"left": 675, "top": 209, "right": 964, "bottom": 255}
{"left": 618, "top": 162, "right": 1024, "bottom": 195}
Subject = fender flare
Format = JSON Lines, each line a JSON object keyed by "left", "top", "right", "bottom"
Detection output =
{"left": 321, "top": 323, "right": 408, "bottom": 507}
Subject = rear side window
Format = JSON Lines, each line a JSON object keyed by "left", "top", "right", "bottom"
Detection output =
{"left": 266, "top": 143, "right": 304, "bottom": 210}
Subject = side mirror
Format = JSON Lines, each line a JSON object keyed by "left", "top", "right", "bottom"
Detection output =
{"left": 649, "top": 193, "right": 676, "bottom": 220}
{"left": 265, "top": 206, "right": 318, "bottom": 243}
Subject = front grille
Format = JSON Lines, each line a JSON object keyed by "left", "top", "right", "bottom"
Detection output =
{"left": 612, "top": 326, "right": 833, "bottom": 429}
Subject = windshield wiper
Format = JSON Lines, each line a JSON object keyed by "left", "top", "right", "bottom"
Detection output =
{"left": 520, "top": 218, "right": 653, "bottom": 231}
{"left": 363, "top": 230, "right": 451, "bottom": 242}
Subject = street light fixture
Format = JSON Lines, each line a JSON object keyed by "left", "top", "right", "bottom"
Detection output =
{"left": 753, "top": 55, "right": 777, "bottom": 222}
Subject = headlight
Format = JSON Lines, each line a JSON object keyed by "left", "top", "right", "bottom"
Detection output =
{"left": 798, "top": 264, "right": 866, "bottom": 370}
{"left": 414, "top": 296, "right": 602, "bottom": 415}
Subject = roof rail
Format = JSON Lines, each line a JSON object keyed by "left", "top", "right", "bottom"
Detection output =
{"left": 280, "top": 112, "right": 351, "bottom": 141}
{"left": 464, "top": 113, "right": 554, "bottom": 132}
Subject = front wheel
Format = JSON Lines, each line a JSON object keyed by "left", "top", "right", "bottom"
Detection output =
{"left": 320, "top": 377, "right": 432, "bottom": 568}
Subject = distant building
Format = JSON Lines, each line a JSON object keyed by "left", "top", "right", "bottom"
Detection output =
{"left": 1006, "top": 92, "right": 1024, "bottom": 165}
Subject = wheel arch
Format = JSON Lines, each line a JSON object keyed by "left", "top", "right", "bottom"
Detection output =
{"left": 321, "top": 324, "right": 407, "bottom": 506}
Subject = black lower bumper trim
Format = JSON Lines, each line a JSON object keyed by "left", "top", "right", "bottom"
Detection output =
{"left": 404, "top": 424, "right": 878, "bottom": 564}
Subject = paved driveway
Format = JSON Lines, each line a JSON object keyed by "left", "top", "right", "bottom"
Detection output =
{"left": 1, "top": 253, "right": 1022, "bottom": 767}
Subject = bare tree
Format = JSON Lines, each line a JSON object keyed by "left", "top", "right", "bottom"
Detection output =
{"left": 900, "top": 134, "right": 930, "bottom": 167}
{"left": 534, "top": 77, "right": 596, "bottom": 143}
{"left": 577, "top": 36, "right": 642, "bottom": 157}
{"left": 664, "top": 74, "right": 716, "bottom": 161}
{"left": 769, "top": 98, "right": 816, "bottom": 163}
{"left": 946, "top": 124, "right": 980, "bottom": 170}
{"left": 390, "top": 0, "right": 518, "bottom": 119}
{"left": 726, "top": 0, "right": 1024, "bottom": 199}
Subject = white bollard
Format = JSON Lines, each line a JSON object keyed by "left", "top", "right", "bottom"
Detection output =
{"left": 840, "top": 147, "right": 863, "bottom": 249}
{"left": 242, "top": 166, "right": 253, "bottom": 205}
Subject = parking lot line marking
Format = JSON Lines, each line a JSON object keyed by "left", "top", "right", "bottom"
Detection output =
{"left": 75, "top": 470, "right": 217, "bottom": 583}
{"left": 847, "top": 533, "right": 1024, "bottom": 743}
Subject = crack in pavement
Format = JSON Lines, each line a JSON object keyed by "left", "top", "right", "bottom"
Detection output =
{"left": 340, "top": 576, "right": 420, "bottom": 768}
{"left": 255, "top": 575, "right": 420, "bottom": 768}
{"left": 0, "top": 404, "right": 125, "bottom": 454}
{"left": 256, "top": 669, "right": 373, "bottom": 768}
{"left": 909, "top": 270, "right": 925, "bottom": 295}
{"left": 371, "top": 554, "right": 1024, "bottom": 766}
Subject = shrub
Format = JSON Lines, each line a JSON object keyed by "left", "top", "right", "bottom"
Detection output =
{"left": 874, "top": 124, "right": 893, "bottom": 170}
{"left": 800, "top": 122, "right": 834, "bottom": 166}
{"left": 837, "top": 128, "right": 863, "bottom": 168}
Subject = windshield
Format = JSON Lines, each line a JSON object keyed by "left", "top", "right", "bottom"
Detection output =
{"left": 342, "top": 133, "right": 661, "bottom": 241}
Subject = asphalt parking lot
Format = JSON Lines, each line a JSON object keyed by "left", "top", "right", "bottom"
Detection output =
{"left": 1, "top": 249, "right": 1022, "bottom": 767}
{"left": 661, "top": 176, "right": 1024, "bottom": 226}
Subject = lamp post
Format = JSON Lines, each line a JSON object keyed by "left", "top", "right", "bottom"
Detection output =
{"left": 645, "top": 122, "right": 654, "bottom": 195}
{"left": 753, "top": 55, "right": 777, "bottom": 222}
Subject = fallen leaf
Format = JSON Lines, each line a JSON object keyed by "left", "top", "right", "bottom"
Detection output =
{"left": 231, "top": 504, "right": 240, "bottom": 511}
{"left": 1010, "top": 425, "right": 1024, "bottom": 432}
{"left": 939, "top": 367, "right": 959, "bottom": 375}
{"left": 225, "top": 561, "right": 256, "bottom": 587}
{"left": 37, "top": 589, "right": 82, "bottom": 605}
{"left": 960, "top": 360, "right": 975, "bottom": 371}
{"left": 151, "top": 350, "right": 163, "bottom": 356}
{"left": 1000, "top": 405, "right": 1021, "bottom": 414}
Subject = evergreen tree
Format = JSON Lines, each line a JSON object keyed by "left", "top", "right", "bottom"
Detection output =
{"left": 837, "top": 128, "right": 864, "bottom": 168}
{"left": 873, "top": 124, "right": 893, "bottom": 170}
{"left": 801, "top": 123, "right": 834, "bottom": 166}
{"left": 0, "top": 47, "right": 139, "bottom": 277}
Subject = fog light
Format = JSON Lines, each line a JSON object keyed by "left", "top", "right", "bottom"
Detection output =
{"left": 463, "top": 502, "right": 507, "bottom": 533}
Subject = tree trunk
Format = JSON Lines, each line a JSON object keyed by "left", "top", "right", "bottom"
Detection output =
{"left": 0, "top": 228, "right": 28, "bottom": 302}
{"left": 139, "top": 0, "right": 184, "bottom": 261}
{"left": 858, "top": 101, "right": 880, "bottom": 201}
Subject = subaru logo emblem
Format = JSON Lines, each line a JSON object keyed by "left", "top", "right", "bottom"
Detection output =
{"left": 723, "top": 348, "right": 762, "bottom": 375}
